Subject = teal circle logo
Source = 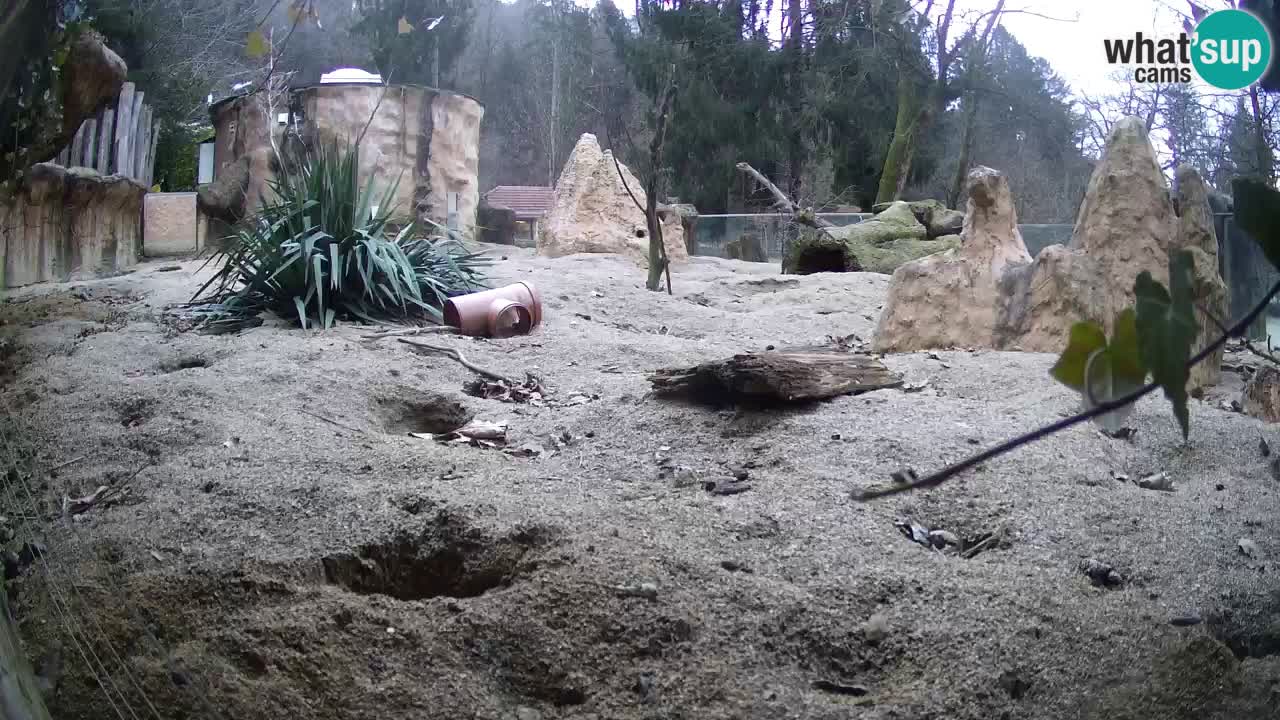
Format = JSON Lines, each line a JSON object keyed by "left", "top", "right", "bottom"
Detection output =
{"left": 1192, "top": 9, "right": 1273, "bottom": 90}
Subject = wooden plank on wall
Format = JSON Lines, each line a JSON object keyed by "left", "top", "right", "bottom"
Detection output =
{"left": 133, "top": 106, "right": 151, "bottom": 181}
{"left": 69, "top": 124, "right": 85, "bottom": 168}
{"left": 146, "top": 120, "right": 160, "bottom": 187}
{"left": 114, "top": 82, "right": 135, "bottom": 177}
{"left": 83, "top": 118, "right": 97, "bottom": 170}
{"left": 128, "top": 92, "right": 145, "bottom": 180}
{"left": 97, "top": 106, "right": 114, "bottom": 174}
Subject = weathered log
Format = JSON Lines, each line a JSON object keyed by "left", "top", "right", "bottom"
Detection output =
{"left": 648, "top": 347, "right": 902, "bottom": 404}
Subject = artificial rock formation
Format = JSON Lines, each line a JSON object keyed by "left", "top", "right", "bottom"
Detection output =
{"left": 1, "top": 163, "right": 145, "bottom": 289}
{"left": 873, "top": 117, "right": 1230, "bottom": 392}
{"left": 872, "top": 166, "right": 1032, "bottom": 351}
{"left": 537, "top": 134, "right": 686, "bottom": 265}
{"left": 783, "top": 200, "right": 958, "bottom": 275}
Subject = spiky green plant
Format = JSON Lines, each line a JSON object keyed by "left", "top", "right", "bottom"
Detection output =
{"left": 190, "top": 140, "right": 489, "bottom": 331}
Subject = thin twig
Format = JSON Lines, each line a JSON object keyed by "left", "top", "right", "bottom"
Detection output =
{"left": 361, "top": 325, "right": 458, "bottom": 340}
{"left": 48, "top": 455, "right": 87, "bottom": 473}
{"left": 299, "top": 409, "right": 369, "bottom": 436}
{"left": 853, "top": 280, "right": 1280, "bottom": 501}
{"left": 397, "top": 339, "right": 514, "bottom": 383}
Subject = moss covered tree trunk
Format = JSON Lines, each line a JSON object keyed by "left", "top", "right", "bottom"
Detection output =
{"left": 875, "top": 73, "right": 926, "bottom": 205}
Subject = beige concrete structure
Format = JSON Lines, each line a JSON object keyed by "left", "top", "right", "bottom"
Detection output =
{"left": 143, "top": 192, "right": 208, "bottom": 256}
{"left": 205, "top": 83, "right": 484, "bottom": 237}
{"left": 1, "top": 163, "right": 145, "bottom": 290}
{"left": 296, "top": 84, "right": 483, "bottom": 235}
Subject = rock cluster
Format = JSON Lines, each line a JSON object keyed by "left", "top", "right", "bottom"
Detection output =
{"left": 537, "top": 134, "right": 687, "bottom": 266}
{"left": 872, "top": 117, "right": 1229, "bottom": 392}
{"left": 783, "top": 201, "right": 959, "bottom": 275}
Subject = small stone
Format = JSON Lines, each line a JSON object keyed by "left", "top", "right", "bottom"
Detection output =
{"left": 1216, "top": 483, "right": 1226, "bottom": 491}
{"left": 1238, "top": 538, "right": 1262, "bottom": 559}
{"left": 514, "top": 707, "right": 543, "bottom": 720}
{"left": 719, "top": 560, "right": 753, "bottom": 574}
{"left": 1080, "top": 558, "right": 1123, "bottom": 587}
{"left": 1170, "top": 613, "right": 1203, "bottom": 627}
{"left": 928, "top": 530, "right": 961, "bottom": 549}
{"left": 863, "top": 613, "right": 890, "bottom": 644}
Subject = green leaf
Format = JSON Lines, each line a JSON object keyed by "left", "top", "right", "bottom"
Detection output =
{"left": 1050, "top": 321, "right": 1106, "bottom": 391}
{"left": 1231, "top": 178, "right": 1280, "bottom": 271}
{"left": 1108, "top": 308, "right": 1146, "bottom": 387}
{"left": 1134, "top": 251, "right": 1199, "bottom": 439}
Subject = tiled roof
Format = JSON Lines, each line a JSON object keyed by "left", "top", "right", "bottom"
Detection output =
{"left": 484, "top": 185, "right": 555, "bottom": 219}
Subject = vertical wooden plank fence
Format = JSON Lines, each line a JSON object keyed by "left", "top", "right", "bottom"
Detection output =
{"left": 51, "top": 81, "right": 157, "bottom": 185}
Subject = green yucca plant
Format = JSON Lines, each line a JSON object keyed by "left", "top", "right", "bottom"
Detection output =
{"left": 190, "top": 139, "right": 489, "bottom": 331}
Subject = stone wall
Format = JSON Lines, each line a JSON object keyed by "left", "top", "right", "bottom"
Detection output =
{"left": 294, "top": 84, "right": 484, "bottom": 237}
{"left": 1, "top": 163, "right": 144, "bottom": 290}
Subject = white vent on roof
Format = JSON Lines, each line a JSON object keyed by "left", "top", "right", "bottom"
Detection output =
{"left": 320, "top": 68, "right": 383, "bottom": 84}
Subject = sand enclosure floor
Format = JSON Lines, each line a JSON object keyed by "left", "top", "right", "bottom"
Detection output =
{"left": 2, "top": 245, "right": 1279, "bottom": 720}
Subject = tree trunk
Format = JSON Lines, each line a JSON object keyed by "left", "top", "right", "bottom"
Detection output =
{"left": 947, "top": 89, "right": 980, "bottom": 208}
{"left": 876, "top": 68, "right": 925, "bottom": 205}
{"left": 1249, "top": 84, "right": 1274, "bottom": 181}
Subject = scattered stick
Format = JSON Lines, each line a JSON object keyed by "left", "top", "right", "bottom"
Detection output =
{"left": 961, "top": 533, "right": 1001, "bottom": 560}
{"left": 299, "top": 409, "right": 370, "bottom": 436}
{"left": 398, "top": 339, "right": 514, "bottom": 383}
{"left": 47, "top": 455, "right": 86, "bottom": 473}
{"left": 361, "top": 325, "right": 458, "bottom": 340}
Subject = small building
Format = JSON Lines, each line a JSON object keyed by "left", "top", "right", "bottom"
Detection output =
{"left": 482, "top": 186, "right": 555, "bottom": 246}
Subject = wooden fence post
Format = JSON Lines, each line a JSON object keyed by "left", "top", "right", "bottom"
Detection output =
{"left": 97, "top": 106, "right": 114, "bottom": 174}
{"left": 83, "top": 119, "right": 97, "bottom": 169}
{"left": 113, "top": 82, "right": 135, "bottom": 176}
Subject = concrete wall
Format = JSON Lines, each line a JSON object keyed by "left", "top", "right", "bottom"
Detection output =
{"left": 210, "top": 91, "right": 277, "bottom": 216}
{"left": 294, "top": 84, "right": 484, "bottom": 236}
{"left": 143, "top": 192, "right": 207, "bottom": 256}
{"left": 1, "top": 164, "right": 144, "bottom": 290}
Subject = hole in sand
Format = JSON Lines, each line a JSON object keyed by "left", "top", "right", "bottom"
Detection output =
{"left": 373, "top": 388, "right": 472, "bottom": 435}
{"left": 158, "top": 355, "right": 211, "bottom": 373}
{"left": 1207, "top": 604, "right": 1280, "bottom": 659}
{"left": 792, "top": 246, "right": 858, "bottom": 274}
{"left": 321, "top": 520, "right": 555, "bottom": 600}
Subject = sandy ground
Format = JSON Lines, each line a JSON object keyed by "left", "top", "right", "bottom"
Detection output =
{"left": 2, "top": 245, "right": 1279, "bottom": 720}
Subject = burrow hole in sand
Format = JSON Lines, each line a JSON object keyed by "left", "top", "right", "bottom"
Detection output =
{"left": 321, "top": 522, "right": 555, "bottom": 601}
{"left": 373, "top": 389, "right": 472, "bottom": 435}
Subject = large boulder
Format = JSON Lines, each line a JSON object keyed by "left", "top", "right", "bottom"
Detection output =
{"left": 1068, "top": 117, "right": 1177, "bottom": 335}
{"left": 537, "top": 134, "right": 686, "bottom": 265}
{"left": 782, "top": 201, "right": 956, "bottom": 275}
{"left": 61, "top": 31, "right": 127, "bottom": 137}
{"left": 873, "top": 167, "right": 1033, "bottom": 352}
{"left": 872, "top": 198, "right": 965, "bottom": 239}
{"left": 1175, "top": 165, "right": 1230, "bottom": 390}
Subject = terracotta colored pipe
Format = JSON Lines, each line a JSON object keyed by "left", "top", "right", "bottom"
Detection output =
{"left": 487, "top": 299, "right": 533, "bottom": 338}
{"left": 444, "top": 282, "right": 542, "bottom": 337}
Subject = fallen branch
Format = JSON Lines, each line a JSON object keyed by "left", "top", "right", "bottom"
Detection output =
{"left": 398, "top": 339, "right": 514, "bottom": 383}
{"left": 734, "top": 163, "right": 833, "bottom": 230}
